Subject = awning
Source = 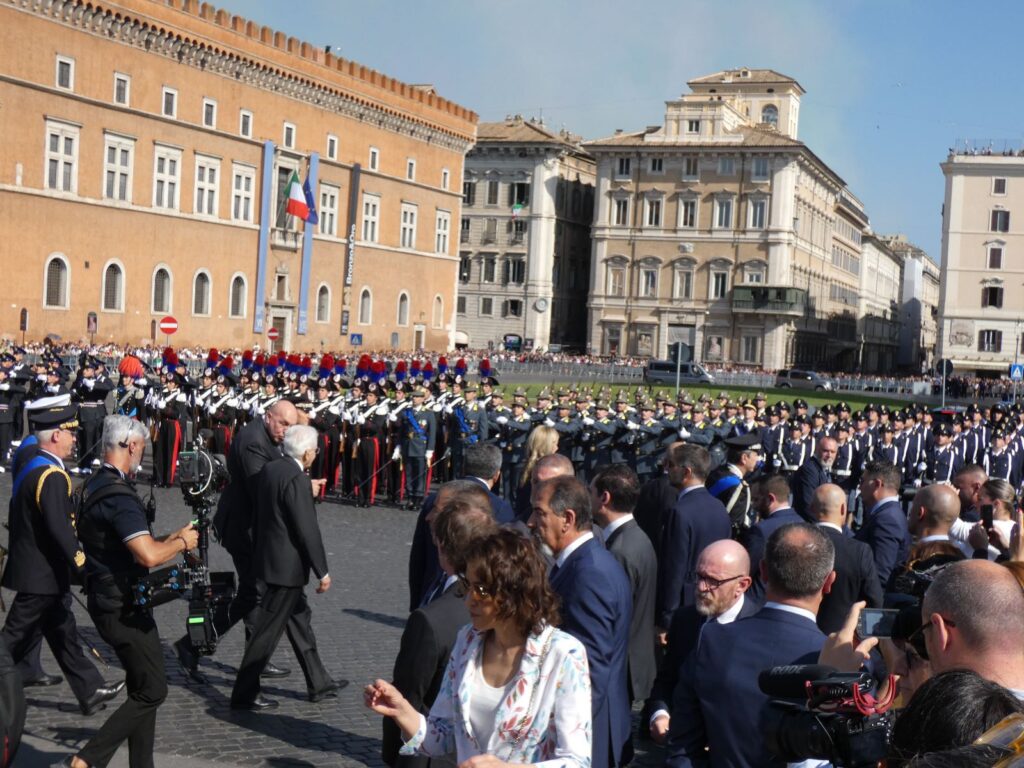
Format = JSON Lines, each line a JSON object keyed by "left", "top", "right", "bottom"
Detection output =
{"left": 453, "top": 331, "right": 469, "bottom": 345}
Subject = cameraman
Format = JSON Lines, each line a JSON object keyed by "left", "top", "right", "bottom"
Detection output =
{"left": 63, "top": 415, "right": 198, "bottom": 768}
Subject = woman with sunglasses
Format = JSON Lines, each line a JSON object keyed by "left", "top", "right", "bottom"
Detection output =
{"left": 365, "top": 529, "right": 591, "bottom": 768}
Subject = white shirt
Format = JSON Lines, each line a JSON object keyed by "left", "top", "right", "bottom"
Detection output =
{"left": 763, "top": 601, "right": 817, "bottom": 624}
{"left": 866, "top": 495, "right": 900, "bottom": 517}
{"left": 677, "top": 483, "right": 703, "bottom": 502}
{"left": 469, "top": 674, "right": 511, "bottom": 746}
{"left": 818, "top": 522, "right": 844, "bottom": 534}
{"left": 602, "top": 513, "right": 634, "bottom": 538}
{"left": 38, "top": 449, "right": 65, "bottom": 471}
{"left": 555, "top": 532, "right": 594, "bottom": 569}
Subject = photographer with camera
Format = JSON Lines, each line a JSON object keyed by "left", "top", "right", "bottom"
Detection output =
{"left": 61, "top": 415, "right": 199, "bottom": 768}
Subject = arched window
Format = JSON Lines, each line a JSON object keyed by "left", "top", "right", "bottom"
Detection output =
{"left": 102, "top": 261, "right": 124, "bottom": 311}
{"left": 192, "top": 271, "right": 211, "bottom": 316}
{"left": 397, "top": 292, "right": 409, "bottom": 326}
{"left": 152, "top": 266, "right": 172, "bottom": 313}
{"left": 316, "top": 284, "right": 330, "bottom": 323}
{"left": 359, "top": 288, "right": 372, "bottom": 325}
{"left": 229, "top": 274, "right": 246, "bottom": 318}
{"left": 432, "top": 295, "right": 443, "bottom": 329}
{"left": 761, "top": 104, "right": 778, "bottom": 126}
{"left": 43, "top": 254, "right": 69, "bottom": 308}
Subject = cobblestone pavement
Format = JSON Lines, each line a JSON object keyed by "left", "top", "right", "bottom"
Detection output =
{"left": 2, "top": 468, "right": 665, "bottom": 767}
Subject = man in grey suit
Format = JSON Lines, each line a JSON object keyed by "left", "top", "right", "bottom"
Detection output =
{"left": 590, "top": 464, "right": 657, "bottom": 705}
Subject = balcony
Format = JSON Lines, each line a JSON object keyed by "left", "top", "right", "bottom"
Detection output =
{"left": 731, "top": 285, "right": 808, "bottom": 316}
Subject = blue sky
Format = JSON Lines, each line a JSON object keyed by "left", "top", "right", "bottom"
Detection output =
{"left": 222, "top": 1, "right": 1024, "bottom": 261}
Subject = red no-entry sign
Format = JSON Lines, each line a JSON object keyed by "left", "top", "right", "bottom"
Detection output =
{"left": 159, "top": 316, "right": 178, "bottom": 335}
{"left": 267, "top": 327, "right": 280, "bottom": 341}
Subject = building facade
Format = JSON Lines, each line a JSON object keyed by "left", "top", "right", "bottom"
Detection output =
{"left": 938, "top": 149, "right": 1024, "bottom": 374}
{"left": 584, "top": 68, "right": 873, "bottom": 370}
{"left": 882, "top": 233, "right": 939, "bottom": 372}
{"left": 1, "top": 0, "right": 476, "bottom": 351}
{"left": 456, "top": 117, "right": 594, "bottom": 352}
{"left": 857, "top": 233, "right": 901, "bottom": 373}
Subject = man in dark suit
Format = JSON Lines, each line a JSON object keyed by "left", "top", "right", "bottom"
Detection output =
{"left": 856, "top": 460, "right": 912, "bottom": 590}
{"left": 634, "top": 467, "right": 676, "bottom": 557}
{"left": 178, "top": 399, "right": 300, "bottom": 680}
{"left": 811, "top": 483, "right": 883, "bottom": 634}
{"left": 231, "top": 425, "right": 339, "bottom": 710}
{"left": 382, "top": 491, "right": 498, "bottom": 768}
{"left": 655, "top": 443, "right": 732, "bottom": 646}
{"left": 744, "top": 474, "right": 804, "bottom": 602}
{"left": 590, "top": 464, "right": 657, "bottom": 706}
{"left": 666, "top": 523, "right": 837, "bottom": 768}
{"left": 647, "top": 539, "right": 756, "bottom": 744}
{"left": 791, "top": 436, "right": 837, "bottom": 522}
{"left": 460, "top": 443, "right": 515, "bottom": 523}
{"left": 530, "top": 476, "right": 632, "bottom": 768}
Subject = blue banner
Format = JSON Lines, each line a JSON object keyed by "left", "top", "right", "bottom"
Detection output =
{"left": 252, "top": 140, "right": 276, "bottom": 334}
{"left": 297, "top": 153, "right": 319, "bottom": 335}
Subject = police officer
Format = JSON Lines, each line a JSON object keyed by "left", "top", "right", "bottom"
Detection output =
{"left": 705, "top": 433, "right": 762, "bottom": 536}
{"left": 495, "top": 397, "right": 532, "bottom": 500}
{"left": 0, "top": 397, "right": 124, "bottom": 716}
{"left": 401, "top": 387, "right": 436, "bottom": 509}
{"left": 0, "top": 361, "right": 28, "bottom": 470}
{"left": 66, "top": 415, "right": 199, "bottom": 768}
{"left": 633, "top": 400, "right": 664, "bottom": 484}
{"left": 925, "top": 422, "right": 962, "bottom": 486}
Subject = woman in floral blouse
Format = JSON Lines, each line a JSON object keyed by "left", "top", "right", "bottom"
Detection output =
{"left": 365, "top": 529, "right": 592, "bottom": 768}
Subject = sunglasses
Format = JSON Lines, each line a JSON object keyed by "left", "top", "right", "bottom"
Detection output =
{"left": 456, "top": 575, "right": 492, "bottom": 601}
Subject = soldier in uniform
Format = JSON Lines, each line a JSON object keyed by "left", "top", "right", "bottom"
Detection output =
{"left": 205, "top": 365, "right": 238, "bottom": 457}
{"left": 353, "top": 386, "right": 389, "bottom": 507}
{"left": 633, "top": 400, "right": 665, "bottom": 484}
{"left": 495, "top": 397, "right": 532, "bottom": 501}
{"left": 984, "top": 428, "right": 1014, "bottom": 484}
{"left": 151, "top": 369, "right": 189, "bottom": 487}
{"left": 70, "top": 356, "right": 113, "bottom": 475}
{"left": 681, "top": 403, "right": 716, "bottom": 448}
{"left": 401, "top": 387, "right": 436, "bottom": 510}
{"left": 581, "top": 400, "right": 617, "bottom": 483}
{"left": 873, "top": 423, "right": 900, "bottom": 483}
{"left": 924, "top": 422, "right": 962, "bottom": 486}
{"left": 705, "top": 433, "right": 762, "bottom": 537}
{"left": 550, "top": 401, "right": 581, "bottom": 464}
{"left": 0, "top": 361, "right": 28, "bottom": 469}
{"left": 779, "top": 418, "right": 809, "bottom": 477}
{"left": 386, "top": 385, "right": 411, "bottom": 504}
{"left": 0, "top": 398, "right": 124, "bottom": 715}
{"left": 449, "top": 382, "right": 489, "bottom": 478}
{"left": 730, "top": 401, "right": 761, "bottom": 438}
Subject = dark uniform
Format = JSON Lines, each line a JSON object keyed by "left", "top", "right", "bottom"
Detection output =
{"left": 0, "top": 364, "right": 27, "bottom": 468}
{"left": 499, "top": 406, "right": 532, "bottom": 501}
{"left": 402, "top": 391, "right": 437, "bottom": 509}
{"left": 71, "top": 360, "right": 113, "bottom": 472}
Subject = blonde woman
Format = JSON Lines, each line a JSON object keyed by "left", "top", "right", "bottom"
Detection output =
{"left": 513, "top": 426, "right": 559, "bottom": 521}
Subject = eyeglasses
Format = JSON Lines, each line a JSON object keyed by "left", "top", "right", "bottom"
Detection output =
{"left": 689, "top": 571, "right": 746, "bottom": 591}
{"left": 905, "top": 615, "right": 957, "bottom": 661}
{"left": 456, "top": 574, "right": 492, "bottom": 601}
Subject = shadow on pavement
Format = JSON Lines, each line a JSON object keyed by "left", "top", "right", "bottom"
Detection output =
{"left": 342, "top": 609, "right": 406, "bottom": 630}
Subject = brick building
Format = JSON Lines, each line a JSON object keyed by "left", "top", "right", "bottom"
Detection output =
{"left": 0, "top": 0, "right": 477, "bottom": 351}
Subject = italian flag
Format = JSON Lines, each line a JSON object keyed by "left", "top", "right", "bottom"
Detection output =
{"left": 285, "top": 170, "right": 309, "bottom": 220}
{"left": 511, "top": 203, "right": 525, "bottom": 219}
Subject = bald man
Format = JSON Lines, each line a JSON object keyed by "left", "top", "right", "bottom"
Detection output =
{"left": 907, "top": 483, "right": 969, "bottom": 556}
{"left": 646, "top": 539, "right": 758, "bottom": 743}
{"left": 812, "top": 483, "right": 883, "bottom": 634}
{"left": 923, "top": 560, "right": 1024, "bottom": 695}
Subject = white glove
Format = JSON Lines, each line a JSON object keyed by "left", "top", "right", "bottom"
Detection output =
{"left": 679, "top": 428, "right": 691, "bottom": 438}
{"left": 443, "top": 404, "right": 454, "bottom": 415}
{"left": 913, "top": 479, "right": 922, "bottom": 488}
{"left": 388, "top": 412, "right": 398, "bottom": 423}
{"left": 426, "top": 450, "right": 434, "bottom": 461}
{"left": 0, "top": 383, "right": 8, "bottom": 391}
{"left": 391, "top": 447, "right": 401, "bottom": 461}
{"left": 375, "top": 405, "right": 389, "bottom": 416}
{"left": 431, "top": 403, "right": 443, "bottom": 413}
{"left": 83, "top": 378, "right": 95, "bottom": 389}
{"left": 206, "top": 403, "right": 217, "bottom": 415}
{"left": 626, "top": 421, "right": 640, "bottom": 431}
{"left": 157, "top": 399, "right": 166, "bottom": 409}
{"left": 582, "top": 417, "right": 594, "bottom": 426}
{"left": 581, "top": 432, "right": 590, "bottom": 441}
{"left": 357, "top": 415, "right": 366, "bottom": 425}
{"left": 495, "top": 415, "right": 508, "bottom": 425}
{"left": 36, "top": 373, "right": 46, "bottom": 382}
{"left": 917, "top": 462, "right": 927, "bottom": 472}
{"left": 135, "top": 377, "right": 147, "bottom": 386}
{"left": 544, "top": 418, "right": 555, "bottom": 427}
{"left": 47, "top": 384, "right": 59, "bottom": 393}
{"left": 773, "top": 458, "right": 781, "bottom": 467}
{"left": 342, "top": 411, "right": 353, "bottom": 423}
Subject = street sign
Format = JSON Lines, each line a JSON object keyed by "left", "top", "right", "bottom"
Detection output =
{"left": 159, "top": 316, "right": 178, "bottom": 335}
{"left": 349, "top": 333, "right": 363, "bottom": 346}
{"left": 1011, "top": 364, "right": 1024, "bottom": 382}
{"left": 936, "top": 358, "right": 954, "bottom": 377}
{"left": 267, "top": 327, "right": 280, "bottom": 341}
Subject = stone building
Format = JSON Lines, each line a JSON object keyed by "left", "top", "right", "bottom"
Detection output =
{"left": 857, "top": 233, "right": 902, "bottom": 372}
{"left": 881, "top": 233, "right": 939, "bottom": 373}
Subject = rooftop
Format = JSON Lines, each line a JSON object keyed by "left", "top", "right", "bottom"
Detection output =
{"left": 688, "top": 68, "right": 805, "bottom": 94}
{"left": 477, "top": 116, "right": 586, "bottom": 149}
{"left": 584, "top": 124, "right": 803, "bottom": 148}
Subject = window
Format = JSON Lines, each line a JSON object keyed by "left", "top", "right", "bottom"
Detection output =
{"left": 752, "top": 157, "right": 770, "bottom": 180}
{"left": 994, "top": 178, "right": 1007, "bottom": 195}
{"left": 192, "top": 272, "right": 211, "bottom": 316}
{"left": 239, "top": 109, "right": 252, "bottom": 138}
{"left": 613, "top": 198, "right": 629, "bottom": 226}
{"left": 487, "top": 180, "right": 500, "bottom": 206}
{"left": 829, "top": 283, "right": 859, "bottom": 305}
{"left": 718, "top": 157, "right": 735, "bottom": 175}
{"left": 673, "top": 268, "right": 693, "bottom": 299}
{"left": 503, "top": 258, "right": 525, "bottom": 285}
{"left": 761, "top": 105, "right": 778, "bottom": 126}
{"left": 460, "top": 218, "right": 470, "bottom": 243}
{"left": 369, "top": 147, "right": 380, "bottom": 171}
{"left": 406, "top": 159, "right": 416, "bottom": 181}
{"left": 711, "top": 270, "right": 729, "bottom": 299}
{"left": 274, "top": 167, "right": 299, "bottom": 229}
{"left": 503, "top": 299, "right": 523, "bottom": 318}
{"left": 714, "top": 197, "right": 733, "bottom": 229}
{"left": 275, "top": 274, "right": 288, "bottom": 301}
{"left": 745, "top": 264, "right": 766, "bottom": 283}
{"left": 483, "top": 218, "right": 497, "bottom": 244}
{"left": 435, "top": 210, "right": 450, "bottom": 253}
{"left": 741, "top": 335, "right": 762, "bottom": 363}
{"left": 463, "top": 181, "right": 475, "bottom": 206}
{"left": 511, "top": 219, "right": 527, "bottom": 244}
{"left": 45, "top": 120, "right": 78, "bottom": 193}
{"left": 988, "top": 246, "right": 1003, "bottom": 269}
{"left": 441, "top": 169, "right": 450, "bottom": 190}
{"left": 680, "top": 198, "right": 697, "bottom": 228}
{"left": 400, "top": 203, "right": 417, "bottom": 249}
{"left": 44, "top": 255, "right": 69, "bottom": 308}
{"left": 361, "top": 193, "right": 380, "bottom": 242}
{"left": 432, "top": 295, "right": 444, "bottom": 328}
{"left": 316, "top": 285, "right": 330, "bottom": 323}
{"left": 482, "top": 256, "right": 497, "bottom": 283}
{"left": 706, "top": 334, "right": 725, "bottom": 361}
{"left": 232, "top": 165, "right": 255, "bottom": 223}
{"left": 113, "top": 73, "right": 130, "bottom": 106}
{"left": 607, "top": 265, "right": 625, "bottom": 297}
{"left": 640, "top": 267, "right": 658, "bottom": 297}
{"left": 102, "top": 262, "right": 124, "bottom": 312}
{"left": 832, "top": 245, "right": 861, "bottom": 275}
{"left": 982, "top": 286, "right": 1004, "bottom": 308}
{"left": 202, "top": 98, "right": 216, "bottom": 128}
{"left": 319, "top": 184, "right": 339, "bottom": 236}
{"left": 616, "top": 157, "right": 631, "bottom": 177}
{"left": 682, "top": 156, "right": 699, "bottom": 180}
{"left": 396, "top": 292, "right": 410, "bottom": 326}
{"left": 162, "top": 87, "right": 177, "bottom": 118}
{"left": 457, "top": 295, "right": 467, "bottom": 314}
{"left": 749, "top": 198, "right": 767, "bottom": 229}
{"left": 480, "top": 297, "right": 493, "bottom": 316}
{"left": 650, "top": 157, "right": 664, "bottom": 173}
{"left": 459, "top": 255, "right": 471, "bottom": 283}
{"left": 152, "top": 267, "right": 172, "bottom": 313}
{"left": 992, "top": 210, "right": 1010, "bottom": 232}
{"left": 359, "top": 288, "right": 372, "bottom": 324}
{"left": 55, "top": 55, "right": 74, "bottom": 90}
{"left": 326, "top": 134, "right": 338, "bottom": 161}
{"left": 229, "top": 274, "right": 246, "bottom": 318}
{"left": 645, "top": 198, "right": 662, "bottom": 227}
{"left": 102, "top": 134, "right": 133, "bottom": 202}
{"left": 152, "top": 146, "right": 181, "bottom": 210}
{"left": 979, "top": 329, "right": 1002, "bottom": 353}
{"left": 194, "top": 156, "right": 219, "bottom": 216}
{"left": 686, "top": 119, "right": 701, "bottom": 134}
{"left": 510, "top": 182, "right": 530, "bottom": 206}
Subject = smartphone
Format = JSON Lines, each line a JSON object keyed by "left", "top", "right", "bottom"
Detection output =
{"left": 981, "top": 504, "right": 994, "bottom": 529}
{"left": 856, "top": 608, "right": 900, "bottom": 639}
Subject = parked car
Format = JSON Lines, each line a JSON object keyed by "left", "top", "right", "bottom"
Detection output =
{"left": 774, "top": 369, "right": 834, "bottom": 391}
{"left": 643, "top": 360, "right": 715, "bottom": 385}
